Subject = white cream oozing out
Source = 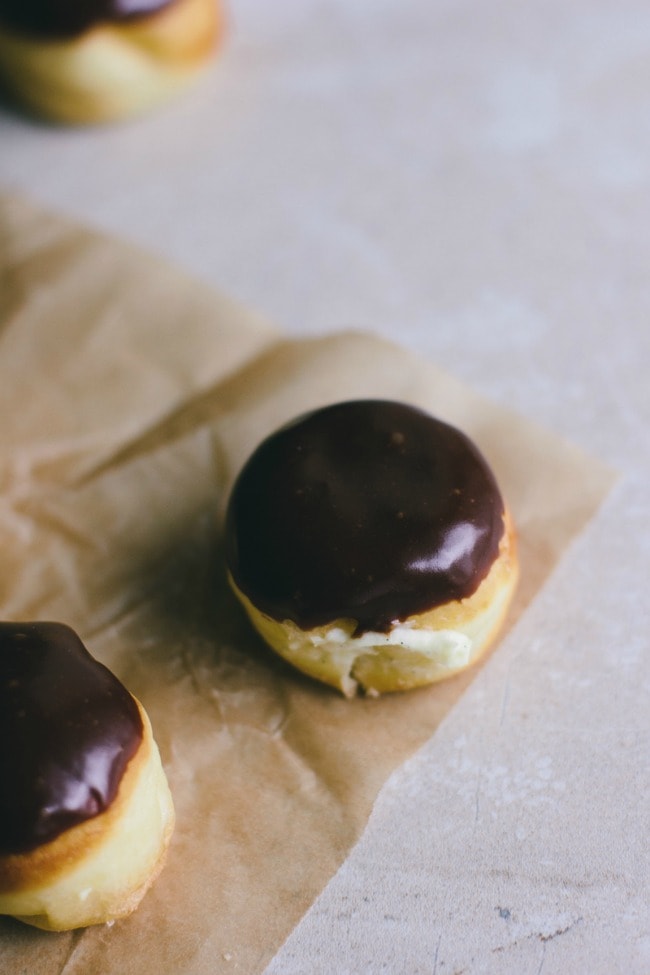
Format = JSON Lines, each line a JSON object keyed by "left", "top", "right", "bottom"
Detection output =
{"left": 290, "top": 623, "right": 473, "bottom": 669}
{"left": 284, "top": 584, "right": 512, "bottom": 696}
{"left": 232, "top": 573, "right": 514, "bottom": 697}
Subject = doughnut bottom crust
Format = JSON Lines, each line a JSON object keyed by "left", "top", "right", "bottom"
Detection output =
{"left": 0, "top": 701, "right": 175, "bottom": 931}
{"left": 0, "top": 0, "right": 223, "bottom": 124}
{"left": 230, "top": 510, "right": 519, "bottom": 697}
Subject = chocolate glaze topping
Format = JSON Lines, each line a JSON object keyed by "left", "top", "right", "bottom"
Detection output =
{"left": 0, "top": 0, "right": 174, "bottom": 40}
{"left": 226, "top": 400, "right": 506, "bottom": 636}
{"left": 0, "top": 622, "right": 143, "bottom": 856}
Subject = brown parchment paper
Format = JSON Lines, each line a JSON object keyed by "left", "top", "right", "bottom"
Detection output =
{"left": 0, "top": 193, "right": 616, "bottom": 975}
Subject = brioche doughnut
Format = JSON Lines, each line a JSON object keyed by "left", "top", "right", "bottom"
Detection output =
{"left": 0, "top": 0, "right": 223, "bottom": 124}
{"left": 225, "top": 400, "right": 518, "bottom": 697}
{"left": 0, "top": 622, "right": 175, "bottom": 930}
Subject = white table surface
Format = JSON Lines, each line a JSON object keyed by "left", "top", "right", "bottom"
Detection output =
{"left": 1, "top": 1, "right": 649, "bottom": 972}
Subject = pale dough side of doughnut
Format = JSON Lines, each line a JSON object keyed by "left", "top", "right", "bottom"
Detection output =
{"left": 0, "top": 0, "right": 222, "bottom": 124}
{"left": 231, "top": 510, "right": 519, "bottom": 697}
{"left": 0, "top": 701, "right": 175, "bottom": 931}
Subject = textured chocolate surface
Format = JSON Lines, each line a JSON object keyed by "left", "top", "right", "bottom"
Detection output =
{"left": 0, "top": 622, "right": 142, "bottom": 856}
{"left": 226, "top": 400, "right": 505, "bottom": 635}
{"left": 0, "top": 0, "right": 174, "bottom": 39}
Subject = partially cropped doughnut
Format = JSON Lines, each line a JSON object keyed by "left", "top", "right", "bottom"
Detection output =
{"left": 225, "top": 400, "right": 519, "bottom": 697}
{"left": 0, "top": 0, "right": 223, "bottom": 124}
{"left": 0, "top": 622, "right": 175, "bottom": 931}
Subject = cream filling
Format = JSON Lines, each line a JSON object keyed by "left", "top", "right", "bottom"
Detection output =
{"left": 290, "top": 623, "right": 474, "bottom": 670}
{"left": 233, "top": 575, "right": 513, "bottom": 697}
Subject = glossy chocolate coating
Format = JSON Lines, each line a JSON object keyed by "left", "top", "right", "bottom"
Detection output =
{"left": 0, "top": 622, "right": 142, "bottom": 856}
{"left": 226, "top": 400, "right": 505, "bottom": 635}
{"left": 0, "top": 0, "right": 174, "bottom": 40}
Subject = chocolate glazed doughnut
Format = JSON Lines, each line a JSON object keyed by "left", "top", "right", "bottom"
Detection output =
{"left": 0, "top": 622, "right": 175, "bottom": 930}
{"left": 226, "top": 400, "right": 519, "bottom": 696}
{"left": 0, "top": 0, "right": 180, "bottom": 39}
{"left": 0, "top": 0, "right": 223, "bottom": 123}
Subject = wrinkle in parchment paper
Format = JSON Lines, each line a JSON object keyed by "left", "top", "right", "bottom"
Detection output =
{"left": 0, "top": 195, "right": 616, "bottom": 974}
